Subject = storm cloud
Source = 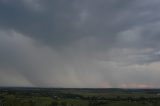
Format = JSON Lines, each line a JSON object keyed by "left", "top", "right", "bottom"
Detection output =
{"left": 0, "top": 0, "right": 160, "bottom": 88}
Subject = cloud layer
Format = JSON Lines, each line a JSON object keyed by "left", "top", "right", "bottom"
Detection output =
{"left": 0, "top": 0, "right": 160, "bottom": 88}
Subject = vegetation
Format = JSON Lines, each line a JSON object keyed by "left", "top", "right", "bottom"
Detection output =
{"left": 1, "top": 88, "right": 160, "bottom": 106}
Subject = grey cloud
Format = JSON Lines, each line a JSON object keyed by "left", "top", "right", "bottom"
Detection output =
{"left": 1, "top": 0, "right": 160, "bottom": 49}
{"left": 0, "top": 0, "right": 160, "bottom": 88}
{"left": 137, "top": 51, "right": 160, "bottom": 64}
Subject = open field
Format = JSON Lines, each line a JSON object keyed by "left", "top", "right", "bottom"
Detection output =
{"left": 1, "top": 88, "right": 160, "bottom": 106}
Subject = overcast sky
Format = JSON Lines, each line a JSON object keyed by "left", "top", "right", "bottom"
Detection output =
{"left": 0, "top": 0, "right": 160, "bottom": 88}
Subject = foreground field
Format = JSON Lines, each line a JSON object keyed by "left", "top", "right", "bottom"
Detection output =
{"left": 1, "top": 88, "right": 160, "bottom": 106}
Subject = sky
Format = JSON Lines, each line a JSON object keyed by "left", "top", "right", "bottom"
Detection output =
{"left": 0, "top": 0, "right": 160, "bottom": 88}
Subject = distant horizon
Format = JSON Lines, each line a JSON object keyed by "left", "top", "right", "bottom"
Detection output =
{"left": 1, "top": 86, "right": 160, "bottom": 90}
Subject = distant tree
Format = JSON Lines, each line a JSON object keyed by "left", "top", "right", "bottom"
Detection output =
{"left": 4, "top": 95, "right": 20, "bottom": 106}
{"left": 29, "top": 100, "right": 36, "bottom": 106}
{"left": 50, "top": 101, "right": 58, "bottom": 106}
{"left": 61, "top": 101, "right": 67, "bottom": 106}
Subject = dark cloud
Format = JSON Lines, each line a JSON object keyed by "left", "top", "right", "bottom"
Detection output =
{"left": 1, "top": 0, "right": 160, "bottom": 49}
{"left": 0, "top": 0, "right": 86, "bottom": 47}
{"left": 0, "top": 0, "right": 160, "bottom": 88}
